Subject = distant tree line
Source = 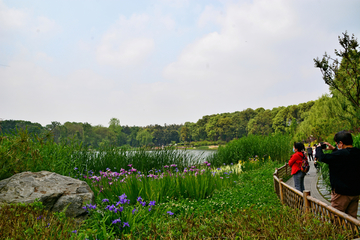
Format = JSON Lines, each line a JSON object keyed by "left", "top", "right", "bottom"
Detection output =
{"left": 0, "top": 94, "right": 354, "bottom": 148}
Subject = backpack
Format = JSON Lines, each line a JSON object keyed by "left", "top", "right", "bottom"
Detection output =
{"left": 300, "top": 153, "right": 310, "bottom": 173}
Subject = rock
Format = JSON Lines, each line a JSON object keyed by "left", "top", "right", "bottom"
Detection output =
{"left": 0, "top": 171, "right": 94, "bottom": 220}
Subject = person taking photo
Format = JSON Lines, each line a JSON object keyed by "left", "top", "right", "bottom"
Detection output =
{"left": 316, "top": 130, "right": 360, "bottom": 219}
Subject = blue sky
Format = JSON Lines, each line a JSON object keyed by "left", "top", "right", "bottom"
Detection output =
{"left": 1, "top": 0, "right": 360, "bottom": 127}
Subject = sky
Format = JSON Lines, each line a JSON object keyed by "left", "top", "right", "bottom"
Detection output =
{"left": 1, "top": 0, "right": 359, "bottom": 127}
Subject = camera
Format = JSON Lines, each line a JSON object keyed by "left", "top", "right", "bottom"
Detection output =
{"left": 320, "top": 142, "right": 327, "bottom": 149}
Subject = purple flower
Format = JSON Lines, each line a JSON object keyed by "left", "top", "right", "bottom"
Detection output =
{"left": 112, "top": 218, "right": 121, "bottom": 225}
{"left": 128, "top": 164, "right": 132, "bottom": 167}
{"left": 164, "top": 165, "right": 169, "bottom": 168}
{"left": 106, "top": 168, "right": 111, "bottom": 171}
{"left": 74, "top": 167, "right": 78, "bottom": 170}
{"left": 132, "top": 208, "right": 137, "bottom": 214}
{"left": 167, "top": 211, "right": 174, "bottom": 215}
{"left": 170, "top": 164, "right": 177, "bottom": 167}
{"left": 37, "top": 215, "right": 43, "bottom": 220}
{"left": 114, "top": 207, "right": 123, "bottom": 213}
{"left": 149, "top": 200, "right": 156, "bottom": 206}
{"left": 45, "top": 223, "right": 50, "bottom": 228}
{"left": 137, "top": 197, "right": 143, "bottom": 202}
{"left": 207, "top": 163, "right": 211, "bottom": 166}
{"left": 217, "top": 168, "right": 221, "bottom": 170}
{"left": 105, "top": 204, "right": 116, "bottom": 211}
{"left": 102, "top": 199, "right": 109, "bottom": 203}
{"left": 123, "top": 222, "right": 130, "bottom": 227}
{"left": 148, "top": 207, "right": 152, "bottom": 211}
{"left": 72, "top": 230, "right": 77, "bottom": 234}
{"left": 141, "top": 201, "right": 146, "bottom": 207}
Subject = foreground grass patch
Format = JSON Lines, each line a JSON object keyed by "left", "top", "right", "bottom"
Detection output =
{"left": 2, "top": 161, "right": 355, "bottom": 239}
{"left": 136, "top": 207, "right": 352, "bottom": 239}
{"left": 0, "top": 201, "right": 79, "bottom": 240}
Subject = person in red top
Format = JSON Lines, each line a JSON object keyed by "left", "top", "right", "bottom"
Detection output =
{"left": 288, "top": 142, "right": 306, "bottom": 192}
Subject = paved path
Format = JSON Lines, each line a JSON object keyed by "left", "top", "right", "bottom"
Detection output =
{"left": 286, "top": 161, "right": 360, "bottom": 217}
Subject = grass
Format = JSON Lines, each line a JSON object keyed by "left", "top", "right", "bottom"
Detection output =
{"left": 0, "top": 201, "right": 80, "bottom": 240}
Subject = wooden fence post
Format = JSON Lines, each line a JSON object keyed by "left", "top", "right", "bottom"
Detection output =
{"left": 303, "top": 190, "right": 310, "bottom": 214}
{"left": 279, "top": 178, "right": 284, "bottom": 204}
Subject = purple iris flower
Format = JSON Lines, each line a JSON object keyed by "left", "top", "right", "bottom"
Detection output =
{"left": 132, "top": 208, "right": 137, "bottom": 214}
{"left": 123, "top": 222, "right": 130, "bottom": 227}
{"left": 149, "top": 200, "right": 156, "bottom": 206}
{"left": 112, "top": 218, "right": 121, "bottom": 224}
{"left": 167, "top": 211, "right": 174, "bottom": 215}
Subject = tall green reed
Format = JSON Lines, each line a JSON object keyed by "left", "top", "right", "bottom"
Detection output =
{"left": 78, "top": 147, "right": 203, "bottom": 174}
{"left": 208, "top": 133, "right": 293, "bottom": 167}
{"left": 0, "top": 130, "right": 83, "bottom": 180}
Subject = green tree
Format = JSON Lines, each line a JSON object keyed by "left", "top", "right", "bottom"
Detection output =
{"left": 295, "top": 95, "right": 349, "bottom": 141}
{"left": 314, "top": 31, "right": 360, "bottom": 131}
{"left": 108, "top": 118, "right": 123, "bottom": 146}
{"left": 231, "top": 108, "right": 257, "bottom": 138}
{"left": 136, "top": 129, "right": 153, "bottom": 146}
{"left": 247, "top": 109, "right": 273, "bottom": 135}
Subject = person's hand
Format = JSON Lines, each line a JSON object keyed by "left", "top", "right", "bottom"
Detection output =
{"left": 323, "top": 142, "right": 335, "bottom": 150}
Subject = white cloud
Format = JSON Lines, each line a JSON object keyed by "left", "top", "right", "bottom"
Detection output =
{"left": 0, "top": 1, "right": 59, "bottom": 40}
{"left": 96, "top": 14, "right": 155, "bottom": 67}
{"left": 0, "top": 0, "right": 27, "bottom": 31}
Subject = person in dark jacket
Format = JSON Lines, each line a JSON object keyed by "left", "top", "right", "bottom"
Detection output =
{"left": 289, "top": 142, "right": 306, "bottom": 192}
{"left": 307, "top": 144, "right": 313, "bottom": 161}
{"left": 316, "top": 131, "right": 360, "bottom": 219}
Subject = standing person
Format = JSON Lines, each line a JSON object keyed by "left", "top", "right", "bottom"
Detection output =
{"left": 313, "top": 144, "right": 320, "bottom": 172}
{"left": 289, "top": 142, "right": 307, "bottom": 192}
{"left": 316, "top": 131, "right": 360, "bottom": 219}
{"left": 307, "top": 144, "right": 313, "bottom": 161}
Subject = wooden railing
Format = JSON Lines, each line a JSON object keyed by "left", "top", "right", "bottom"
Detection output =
{"left": 274, "top": 163, "right": 360, "bottom": 237}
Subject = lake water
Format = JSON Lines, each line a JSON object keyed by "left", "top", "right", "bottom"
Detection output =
{"left": 182, "top": 149, "right": 216, "bottom": 161}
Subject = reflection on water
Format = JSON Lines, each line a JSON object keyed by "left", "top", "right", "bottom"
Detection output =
{"left": 180, "top": 149, "right": 216, "bottom": 162}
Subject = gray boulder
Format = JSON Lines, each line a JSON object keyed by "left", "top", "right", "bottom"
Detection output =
{"left": 0, "top": 171, "right": 94, "bottom": 220}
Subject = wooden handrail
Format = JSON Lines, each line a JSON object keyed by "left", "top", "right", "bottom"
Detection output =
{"left": 273, "top": 163, "right": 360, "bottom": 237}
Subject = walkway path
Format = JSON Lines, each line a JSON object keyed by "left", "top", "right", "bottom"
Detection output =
{"left": 286, "top": 160, "right": 360, "bottom": 217}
